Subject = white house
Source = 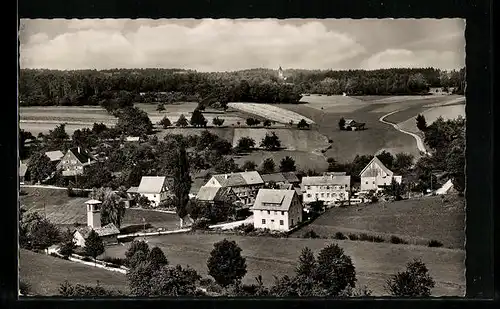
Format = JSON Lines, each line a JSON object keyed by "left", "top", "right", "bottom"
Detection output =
{"left": 251, "top": 189, "right": 303, "bottom": 231}
{"left": 202, "top": 171, "right": 264, "bottom": 206}
{"left": 73, "top": 199, "right": 120, "bottom": 247}
{"left": 359, "top": 156, "right": 402, "bottom": 192}
{"left": 136, "top": 176, "right": 170, "bottom": 207}
{"left": 301, "top": 174, "right": 351, "bottom": 205}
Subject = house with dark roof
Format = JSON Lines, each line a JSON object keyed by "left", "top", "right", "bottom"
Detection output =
{"left": 196, "top": 186, "right": 239, "bottom": 206}
{"left": 57, "top": 147, "right": 96, "bottom": 176}
{"left": 136, "top": 176, "right": 170, "bottom": 207}
{"left": 301, "top": 174, "right": 351, "bottom": 205}
{"left": 202, "top": 171, "right": 264, "bottom": 206}
{"left": 261, "top": 172, "right": 300, "bottom": 187}
{"left": 343, "top": 119, "right": 366, "bottom": 131}
{"left": 359, "top": 156, "right": 402, "bottom": 192}
{"left": 251, "top": 189, "right": 303, "bottom": 231}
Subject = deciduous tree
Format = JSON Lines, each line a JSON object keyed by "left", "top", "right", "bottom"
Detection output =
{"left": 416, "top": 114, "right": 427, "bottom": 131}
{"left": 261, "top": 158, "right": 276, "bottom": 174}
{"left": 260, "top": 132, "right": 281, "bottom": 151}
{"left": 386, "top": 259, "right": 435, "bottom": 297}
{"left": 212, "top": 117, "right": 225, "bottom": 127}
{"left": 84, "top": 230, "right": 105, "bottom": 265}
{"left": 207, "top": 239, "right": 247, "bottom": 287}
{"left": 279, "top": 156, "right": 297, "bottom": 172}
{"left": 27, "top": 152, "right": 55, "bottom": 183}
{"left": 236, "top": 137, "right": 256, "bottom": 153}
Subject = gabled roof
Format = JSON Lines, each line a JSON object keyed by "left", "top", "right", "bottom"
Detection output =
{"left": 75, "top": 223, "right": 120, "bottom": 239}
{"left": 359, "top": 156, "right": 394, "bottom": 177}
{"left": 19, "top": 163, "right": 27, "bottom": 177}
{"left": 137, "top": 176, "right": 168, "bottom": 194}
{"left": 127, "top": 186, "right": 139, "bottom": 194}
{"left": 197, "top": 186, "right": 235, "bottom": 202}
{"left": 345, "top": 119, "right": 355, "bottom": 124}
{"left": 251, "top": 189, "right": 297, "bottom": 211}
{"left": 68, "top": 147, "right": 94, "bottom": 164}
{"left": 282, "top": 172, "right": 300, "bottom": 183}
{"left": 301, "top": 175, "right": 351, "bottom": 187}
{"left": 45, "top": 150, "right": 64, "bottom": 162}
{"left": 212, "top": 171, "right": 264, "bottom": 187}
{"left": 261, "top": 173, "right": 287, "bottom": 184}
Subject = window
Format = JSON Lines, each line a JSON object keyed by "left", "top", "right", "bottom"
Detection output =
{"left": 315, "top": 193, "right": 319, "bottom": 197}
{"left": 365, "top": 181, "right": 368, "bottom": 184}
{"left": 373, "top": 181, "right": 375, "bottom": 184}
{"left": 281, "top": 211, "right": 284, "bottom": 215}
{"left": 271, "top": 219, "right": 274, "bottom": 223}
{"left": 279, "top": 220, "right": 284, "bottom": 225}
{"left": 274, "top": 211, "right": 277, "bottom": 215}
{"left": 326, "top": 193, "right": 330, "bottom": 197}
{"left": 307, "top": 194, "right": 311, "bottom": 198}
{"left": 321, "top": 193, "right": 324, "bottom": 197}
{"left": 326, "top": 186, "right": 330, "bottom": 190}
{"left": 307, "top": 186, "right": 311, "bottom": 190}
{"left": 153, "top": 195, "right": 156, "bottom": 198}
{"left": 262, "top": 219, "right": 266, "bottom": 224}
{"left": 291, "top": 219, "right": 294, "bottom": 225}
{"left": 267, "top": 210, "right": 270, "bottom": 214}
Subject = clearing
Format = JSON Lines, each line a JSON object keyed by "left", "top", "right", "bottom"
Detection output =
{"left": 292, "top": 195, "right": 465, "bottom": 249}
{"left": 397, "top": 104, "right": 465, "bottom": 134}
{"left": 228, "top": 102, "right": 315, "bottom": 124}
{"left": 103, "top": 233, "right": 465, "bottom": 296}
{"left": 19, "top": 187, "right": 180, "bottom": 230}
{"left": 19, "top": 249, "right": 128, "bottom": 296}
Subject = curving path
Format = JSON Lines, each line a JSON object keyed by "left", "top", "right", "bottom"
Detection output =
{"left": 379, "top": 110, "right": 431, "bottom": 156}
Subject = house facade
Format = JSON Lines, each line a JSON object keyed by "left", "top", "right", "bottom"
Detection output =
{"left": 136, "top": 176, "right": 170, "bottom": 207}
{"left": 196, "top": 186, "right": 240, "bottom": 206}
{"left": 57, "top": 147, "right": 95, "bottom": 176}
{"left": 360, "top": 156, "right": 402, "bottom": 192}
{"left": 202, "top": 171, "right": 264, "bottom": 206}
{"left": 301, "top": 174, "right": 351, "bottom": 205}
{"left": 251, "top": 189, "right": 302, "bottom": 231}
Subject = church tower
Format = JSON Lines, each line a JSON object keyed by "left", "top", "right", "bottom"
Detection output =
{"left": 278, "top": 66, "right": 285, "bottom": 80}
{"left": 85, "top": 199, "right": 102, "bottom": 228}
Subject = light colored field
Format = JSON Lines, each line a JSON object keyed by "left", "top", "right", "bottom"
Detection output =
{"left": 369, "top": 95, "right": 437, "bottom": 104}
{"left": 294, "top": 195, "right": 465, "bottom": 249}
{"left": 232, "top": 128, "right": 329, "bottom": 151}
{"left": 20, "top": 249, "right": 128, "bottom": 296}
{"left": 20, "top": 187, "right": 180, "bottom": 229}
{"left": 103, "top": 233, "right": 465, "bottom": 296}
{"left": 423, "top": 96, "right": 466, "bottom": 108}
{"left": 228, "top": 103, "right": 315, "bottom": 124}
{"left": 398, "top": 104, "right": 466, "bottom": 134}
{"left": 299, "top": 95, "right": 368, "bottom": 113}
{"left": 234, "top": 150, "right": 329, "bottom": 172}
{"left": 370, "top": 96, "right": 464, "bottom": 114}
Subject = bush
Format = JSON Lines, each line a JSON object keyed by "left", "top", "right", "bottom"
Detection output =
{"left": 359, "top": 233, "right": 385, "bottom": 243}
{"left": 102, "top": 256, "right": 126, "bottom": 266}
{"left": 302, "top": 230, "right": 319, "bottom": 239}
{"left": 235, "top": 223, "right": 255, "bottom": 234}
{"left": 348, "top": 233, "right": 359, "bottom": 241}
{"left": 81, "top": 256, "right": 92, "bottom": 262}
{"left": 192, "top": 218, "right": 211, "bottom": 230}
{"left": 373, "top": 235, "right": 385, "bottom": 243}
{"left": 370, "top": 196, "right": 379, "bottom": 203}
{"left": 334, "top": 232, "right": 347, "bottom": 240}
{"left": 390, "top": 235, "right": 409, "bottom": 244}
{"left": 428, "top": 240, "right": 443, "bottom": 247}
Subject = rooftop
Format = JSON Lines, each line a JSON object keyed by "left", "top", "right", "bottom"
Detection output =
{"left": 196, "top": 186, "right": 235, "bottom": 202}
{"left": 45, "top": 150, "right": 64, "bottom": 162}
{"left": 137, "top": 176, "right": 168, "bottom": 194}
{"left": 68, "top": 147, "right": 94, "bottom": 165}
{"left": 360, "top": 156, "right": 394, "bottom": 177}
{"left": 76, "top": 223, "right": 120, "bottom": 238}
{"left": 213, "top": 171, "right": 264, "bottom": 187}
{"left": 301, "top": 175, "right": 351, "bottom": 186}
{"left": 251, "top": 189, "right": 297, "bottom": 211}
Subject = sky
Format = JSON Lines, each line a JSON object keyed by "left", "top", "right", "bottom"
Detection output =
{"left": 19, "top": 18, "right": 465, "bottom": 72}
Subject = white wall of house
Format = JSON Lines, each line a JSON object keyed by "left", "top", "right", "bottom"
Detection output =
{"left": 253, "top": 196, "right": 302, "bottom": 231}
{"left": 141, "top": 191, "right": 169, "bottom": 206}
{"left": 360, "top": 175, "right": 402, "bottom": 192}
{"left": 74, "top": 231, "right": 86, "bottom": 247}
{"left": 303, "top": 184, "right": 350, "bottom": 204}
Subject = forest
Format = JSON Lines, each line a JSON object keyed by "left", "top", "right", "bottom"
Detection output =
{"left": 19, "top": 67, "right": 465, "bottom": 107}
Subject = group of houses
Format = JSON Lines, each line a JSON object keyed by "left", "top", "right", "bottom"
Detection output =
{"left": 20, "top": 143, "right": 403, "bottom": 243}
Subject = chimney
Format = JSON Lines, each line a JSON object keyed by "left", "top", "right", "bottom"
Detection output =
{"left": 77, "top": 146, "right": 80, "bottom": 154}
{"left": 88, "top": 158, "right": 91, "bottom": 164}
{"left": 224, "top": 174, "right": 229, "bottom": 179}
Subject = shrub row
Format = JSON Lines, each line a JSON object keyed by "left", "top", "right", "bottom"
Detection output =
{"left": 101, "top": 256, "right": 126, "bottom": 266}
{"left": 428, "top": 240, "right": 443, "bottom": 247}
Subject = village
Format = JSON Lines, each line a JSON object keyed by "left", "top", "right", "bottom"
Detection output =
{"left": 18, "top": 18, "right": 466, "bottom": 298}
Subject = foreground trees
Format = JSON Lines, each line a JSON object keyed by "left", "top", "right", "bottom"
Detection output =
{"left": 386, "top": 259, "right": 435, "bottom": 297}
{"left": 207, "top": 239, "right": 247, "bottom": 287}
{"left": 89, "top": 187, "right": 126, "bottom": 228}
{"left": 27, "top": 152, "right": 55, "bottom": 183}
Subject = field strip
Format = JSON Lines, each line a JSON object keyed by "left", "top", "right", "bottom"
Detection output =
{"left": 228, "top": 103, "right": 315, "bottom": 124}
{"left": 20, "top": 119, "right": 117, "bottom": 125}
{"left": 379, "top": 110, "right": 430, "bottom": 156}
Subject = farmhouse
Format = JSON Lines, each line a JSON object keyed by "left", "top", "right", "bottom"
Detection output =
{"left": 202, "top": 171, "right": 264, "bottom": 206}
{"left": 196, "top": 186, "right": 240, "bottom": 206}
{"left": 73, "top": 199, "right": 120, "bottom": 247}
{"left": 57, "top": 147, "right": 96, "bottom": 176}
{"left": 343, "top": 119, "right": 366, "bottom": 131}
{"left": 261, "top": 172, "right": 300, "bottom": 187}
{"left": 359, "top": 156, "right": 402, "bottom": 192}
{"left": 136, "top": 176, "right": 170, "bottom": 207}
{"left": 301, "top": 174, "right": 351, "bottom": 205}
{"left": 251, "top": 189, "right": 303, "bottom": 231}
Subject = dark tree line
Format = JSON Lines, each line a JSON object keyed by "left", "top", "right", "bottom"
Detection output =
{"left": 19, "top": 67, "right": 464, "bottom": 108}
